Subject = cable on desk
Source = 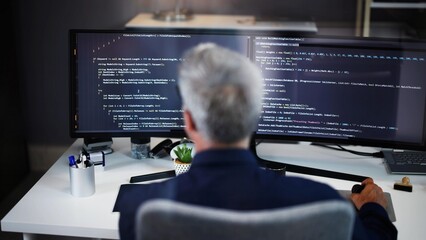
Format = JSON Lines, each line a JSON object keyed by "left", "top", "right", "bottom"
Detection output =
{"left": 251, "top": 138, "right": 368, "bottom": 182}
{"left": 311, "top": 143, "right": 384, "bottom": 158}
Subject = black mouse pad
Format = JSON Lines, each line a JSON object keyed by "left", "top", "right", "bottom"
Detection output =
{"left": 338, "top": 190, "right": 396, "bottom": 222}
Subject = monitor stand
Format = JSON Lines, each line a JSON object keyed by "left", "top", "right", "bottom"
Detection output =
{"left": 83, "top": 137, "right": 113, "bottom": 154}
{"left": 250, "top": 137, "right": 368, "bottom": 182}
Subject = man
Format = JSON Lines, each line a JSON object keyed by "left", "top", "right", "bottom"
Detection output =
{"left": 114, "top": 43, "right": 397, "bottom": 240}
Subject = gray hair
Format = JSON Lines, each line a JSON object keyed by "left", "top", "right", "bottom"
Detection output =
{"left": 178, "top": 43, "right": 264, "bottom": 143}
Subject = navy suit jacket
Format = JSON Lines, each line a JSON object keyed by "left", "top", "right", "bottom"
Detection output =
{"left": 114, "top": 149, "right": 397, "bottom": 240}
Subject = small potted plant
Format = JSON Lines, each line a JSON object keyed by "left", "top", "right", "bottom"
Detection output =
{"left": 171, "top": 142, "right": 195, "bottom": 175}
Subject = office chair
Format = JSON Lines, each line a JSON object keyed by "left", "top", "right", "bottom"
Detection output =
{"left": 135, "top": 199, "right": 355, "bottom": 240}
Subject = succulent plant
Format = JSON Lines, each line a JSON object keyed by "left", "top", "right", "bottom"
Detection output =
{"left": 173, "top": 144, "right": 193, "bottom": 163}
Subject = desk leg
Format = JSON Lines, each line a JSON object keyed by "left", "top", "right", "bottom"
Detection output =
{"left": 363, "top": 0, "right": 372, "bottom": 37}
{"left": 23, "top": 233, "right": 34, "bottom": 240}
{"left": 22, "top": 233, "right": 104, "bottom": 240}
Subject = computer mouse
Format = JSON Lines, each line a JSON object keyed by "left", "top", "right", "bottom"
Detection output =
{"left": 351, "top": 184, "right": 365, "bottom": 193}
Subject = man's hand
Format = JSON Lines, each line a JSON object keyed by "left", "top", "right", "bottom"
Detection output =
{"left": 351, "top": 178, "right": 388, "bottom": 210}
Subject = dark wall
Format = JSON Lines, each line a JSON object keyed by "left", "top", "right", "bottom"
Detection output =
{"left": 16, "top": 0, "right": 142, "bottom": 147}
{"left": 0, "top": 1, "right": 29, "bottom": 202}
{"left": 15, "top": 0, "right": 143, "bottom": 170}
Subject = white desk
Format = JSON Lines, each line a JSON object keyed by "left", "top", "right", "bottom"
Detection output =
{"left": 1, "top": 138, "right": 174, "bottom": 240}
{"left": 125, "top": 13, "right": 317, "bottom": 33}
{"left": 2, "top": 138, "right": 426, "bottom": 239}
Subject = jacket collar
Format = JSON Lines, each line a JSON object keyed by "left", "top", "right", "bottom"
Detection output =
{"left": 191, "top": 148, "right": 258, "bottom": 168}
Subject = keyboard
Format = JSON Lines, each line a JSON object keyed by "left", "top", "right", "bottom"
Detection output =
{"left": 382, "top": 150, "right": 426, "bottom": 174}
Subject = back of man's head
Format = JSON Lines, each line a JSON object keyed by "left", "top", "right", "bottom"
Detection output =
{"left": 178, "top": 43, "right": 264, "bottom": 144}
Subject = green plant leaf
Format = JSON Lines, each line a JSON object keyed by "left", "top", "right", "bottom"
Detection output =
{"left": 173, "top": 144, "right": 193, "bottom": 163}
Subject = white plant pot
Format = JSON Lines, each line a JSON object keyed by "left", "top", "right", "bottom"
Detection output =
{"left": 170, "top": 142, "right": 195, "bottom": 175}
{"left": 173, "top": 160, "right": 191, "bottom": 175}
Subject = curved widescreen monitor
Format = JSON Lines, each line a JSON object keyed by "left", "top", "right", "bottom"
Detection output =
{"left": 70, "top": 28, "right": 426, "bottom": 151}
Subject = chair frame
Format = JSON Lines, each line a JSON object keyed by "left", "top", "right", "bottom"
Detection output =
{"left": 136, "top": 199, "right": 355, "bottom": 240}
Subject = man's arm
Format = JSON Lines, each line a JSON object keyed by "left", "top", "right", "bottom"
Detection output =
{"left": 351, "top": 178, "right": 398, "bottom": 240}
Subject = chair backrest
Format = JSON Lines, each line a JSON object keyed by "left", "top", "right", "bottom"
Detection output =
{"left": 135, "top": 199, "right": 355, "bottom": 240}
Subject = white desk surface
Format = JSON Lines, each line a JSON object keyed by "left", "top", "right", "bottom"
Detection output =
{"left": 2, "top": 138, "right": 426, "bottom": 239}
{"left": 125, "top": 13, "right": 317, "bottom": 32}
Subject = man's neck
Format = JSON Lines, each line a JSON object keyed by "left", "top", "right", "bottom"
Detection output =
{"left": 195, "top": 138, "right": 250, "bottom": 153}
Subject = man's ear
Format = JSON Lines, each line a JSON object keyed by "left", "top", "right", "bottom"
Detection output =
{"left": 183, "top": 109, "right": 197, "bottom": 133}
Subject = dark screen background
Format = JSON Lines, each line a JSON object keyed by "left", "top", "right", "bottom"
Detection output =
{"left": 74, "top": 32, "right": 249, "bottom": 135}
{"left": 255, "top": 36, "right": 426, "bottom": 145}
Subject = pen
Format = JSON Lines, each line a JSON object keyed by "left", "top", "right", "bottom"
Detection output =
{"left": 77, "top": 155, "right": 87, "bottom": 168}
{"left": 84, "top": 158, "right": 93, "bottom": 168}
{"left": 68, "top": 155, "right": 78, "bottom": 168}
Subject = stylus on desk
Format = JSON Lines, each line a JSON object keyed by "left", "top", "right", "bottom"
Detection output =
{"left": 130, "top": 170, "right": 176, "bottom": 183}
